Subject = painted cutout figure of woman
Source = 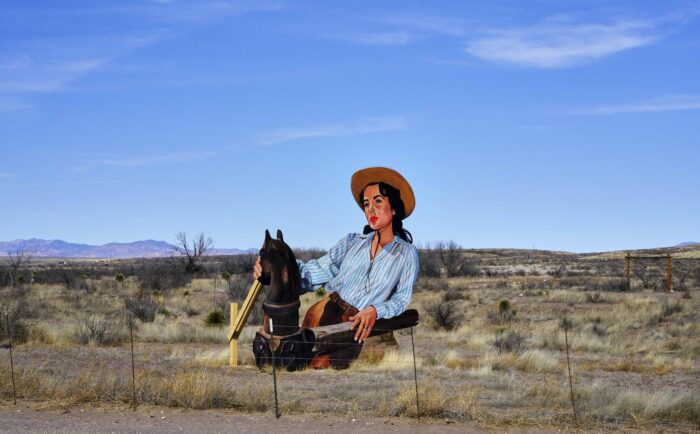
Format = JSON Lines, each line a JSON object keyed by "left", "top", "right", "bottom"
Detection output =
{"left": 254, "top": 167, "right": 420, "bottom": 368}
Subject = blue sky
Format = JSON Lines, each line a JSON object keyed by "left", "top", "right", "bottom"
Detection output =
{"left": 1, "top": 1, "right": 698, "bottom": 253}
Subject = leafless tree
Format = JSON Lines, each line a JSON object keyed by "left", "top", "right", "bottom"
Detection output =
{"left": 436, "top": 240, "right": 463, "bottom": 277}
{"left": 1, "top": 246, "right": 30, "bottom": 289}
{"left": 172, "top": 232, "right": 212, "bottom": 273}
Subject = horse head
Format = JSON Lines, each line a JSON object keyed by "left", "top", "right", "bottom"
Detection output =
{"left": 259, "top": 229, "right": 301, "bottom": 306}
{"left": 258, "top": 229, "right": 302, "bottom": 338}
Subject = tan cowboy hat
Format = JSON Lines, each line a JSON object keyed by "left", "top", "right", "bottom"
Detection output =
{"left": 351, "top": 167, "right": 415, "bottom": 218}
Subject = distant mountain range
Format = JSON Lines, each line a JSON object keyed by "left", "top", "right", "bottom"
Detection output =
{"left": 1, "top": 238, "right": 697, "bottom": 259}
{"left": 0, "top": 239, "right": 256, "bottom": 258}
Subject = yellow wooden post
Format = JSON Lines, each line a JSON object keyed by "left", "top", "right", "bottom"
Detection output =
{"left": 229, "top": 303, "right": 238, "bottom": 367}
{"left": 666, "top": 254, "right": 671, "bottom": 292}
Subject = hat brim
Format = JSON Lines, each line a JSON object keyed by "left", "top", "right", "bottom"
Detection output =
{"left": 351, "top": 167, "right": 415, "bottom": 218}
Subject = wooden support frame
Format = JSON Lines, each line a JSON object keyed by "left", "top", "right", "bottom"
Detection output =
{"left": 229, "top": 303, "right": 238, "bottom": 367}
{"left": 229, "top": 280, "right": 263, "bottom": 367}
{"left": 625, "top": 253, "right": 674, "bottom": 292}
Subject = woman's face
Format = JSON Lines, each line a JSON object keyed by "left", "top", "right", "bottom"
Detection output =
{"left": 362, "top": 184, "right": 394, "bottom": 232}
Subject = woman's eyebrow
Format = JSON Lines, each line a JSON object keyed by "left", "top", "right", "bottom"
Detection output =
{"left": 363, "top": 194, "right": 384, "bottom": 202}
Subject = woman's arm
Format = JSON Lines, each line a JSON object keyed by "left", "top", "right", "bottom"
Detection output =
{"left": 371, "top": 245, "right": 420, "bottom": 319}
{"left": 297, "top": 233, "right": 358, "bottom": 293}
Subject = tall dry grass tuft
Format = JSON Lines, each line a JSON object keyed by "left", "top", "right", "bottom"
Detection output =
{"left": 0, "top": 365, "right": 271, "bottom": 411}
{"left": 136, "top": 318, "right": 227, "bottom": 344}
{"left": 350, "top": 348, "right": 422, "bottom": 372}
{"left": 388, "top": 383, "right": 480, "bottom": 420}
{"left": 515, "top": 350, "right": 562, "bottom": 373}
{"left": 609, "top": 390, "right": 700, "bottom": 424}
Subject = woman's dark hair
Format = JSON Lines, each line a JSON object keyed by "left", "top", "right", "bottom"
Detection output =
{"left": 359, "top": 181, "right": 413, "bottom": 244}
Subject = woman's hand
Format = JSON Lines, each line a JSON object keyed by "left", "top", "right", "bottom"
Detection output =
{"left": 349, "top": 306, "right": 377, "bottom": 343}
{"left": 253, "top": 256, "right": 262, "bottom": 280}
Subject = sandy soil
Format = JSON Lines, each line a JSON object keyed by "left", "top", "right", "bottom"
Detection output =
{"left": 0, "top": 404, "right": 488, "bottom": 434}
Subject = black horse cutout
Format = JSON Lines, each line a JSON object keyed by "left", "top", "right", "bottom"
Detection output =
{"left": 252, "top": 229, "right": 419, "bottom": 371}
{"left": 259, "top": 229, "right": 302, "bottom": 335}
{"left": 253, "top": 229, "right": 314, "bottom": 370}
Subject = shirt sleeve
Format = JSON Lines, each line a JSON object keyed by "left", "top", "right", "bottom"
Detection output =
{"left": 372, "top": 244, "right": 420, "bottom": 319}
{"left": 297, "top": 234, "right": 358, "bottom": 293}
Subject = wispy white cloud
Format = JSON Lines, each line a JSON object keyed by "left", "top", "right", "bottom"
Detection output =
{"left": 257, "top": 116, "right": 406, "bottom": 145}
{"left": 0, "top": 57, "right": 113, "bottom": 94}
{"left": 0, "top": 180, "right": 133, "bottom": 187}
{"left": 571, "top": 95, "right": 700, "bottom": 115}
{"left": 73, "top": 150, "right": 218, "bottom": 170}
{"left": 0, "top": 1, "right": 283, "bottom": 110}
{"left": 0, "top": 96, "right": 34, "bottom": 113}
{"left": 341, "top": 31, "right": 413, "bottom": 46}
{"left": 373, "top": 15, "right": 470, "bottom": 37}
{"left": 0, "top": 172, "right": 14, "bottom": 178}
{"left": 465, "top": 17, "right": 660, "bottom": 68}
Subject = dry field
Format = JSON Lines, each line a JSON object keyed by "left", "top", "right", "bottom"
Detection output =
{"left": 1, "top": 245, "right": 699, "bottom": 432}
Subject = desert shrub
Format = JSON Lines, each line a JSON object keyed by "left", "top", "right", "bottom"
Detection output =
{"left": 125, "top": 294, "right": 159, "bottom": 322}
{"left": 222, "top": 274, "right": 249, "bottom": 301}
{"left": 73, "top": 275, "right": 98, "bottom": 293}
{"left": 418, "top": 245, "right": 442, "bottom": 278}
{"left": 414, "top": 277, "right": 444, "bottom": 293}
{"left": 547, "top": 265, "right": 566, "bottom": 277}
{"left": 205, "top": 309, "right": 226, "bottom": 327}
{"left": 455, "top": 260, "right": 480, "bottom": 277}
{"left": 593, "top": 278, "right": 629, "bottom": 292}
{"left": 586, "top": 292, "right": 605, "bottom": 303}
{"left": 483, "top": 267, "right": 503, "bottom": 278}
{"left": 114, "top": 272, "right": 125, "bottom": 282}
{"left": 293, "top": 248, "right": 326, "bottom": 263}
{"left": 443, "top": 286, "right": 469, "bottom": 301}
{"left": 219, "top": 253, "right": 257, "bottom": 275}
{"left": 135, "top": 260, "right": 191, "bottom": 293}
{"left": 493, "top": 327, "right": 525, "bottom": 353}
{"left": 74, "top": 316, "right": 124, "bottom": 346}
{"left": 423, "top": 295, "right": 464, "bottom": 331}
{"left": 487, "top": 299, "right": 516, "bottom": 324}
{"left": 559, "top": 277, "right": 583, "bottom": 288}
{"left": 661, "top": 300, "right": 683, "bottom": 318}
{"left": 0, "top": 297, "right": 33, "bottom": 344}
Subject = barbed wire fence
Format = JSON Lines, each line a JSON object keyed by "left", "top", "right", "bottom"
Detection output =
{"left": 1, "top": 311, "right": 427, "bottom": 420}
{"left": 1, "top": 256, "right": 698, "bottom": 425}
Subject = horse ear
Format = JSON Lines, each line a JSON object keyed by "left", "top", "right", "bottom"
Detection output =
{"left": 265, "top": 230, "right": 271, "bottom": 242}
{"left": 276, "top": 229, "right": 284, "bottom": 241}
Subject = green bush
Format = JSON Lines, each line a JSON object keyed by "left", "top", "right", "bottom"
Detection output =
{"left": 205, "top": 309, "right": 226, "bottom": 327}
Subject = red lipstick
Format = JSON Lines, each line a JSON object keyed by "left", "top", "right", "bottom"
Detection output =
{"left": 369, "top": 216, "right": 378, "bottom": 224}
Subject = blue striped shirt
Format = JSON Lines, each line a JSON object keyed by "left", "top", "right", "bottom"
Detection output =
{"left": 297, "top": 232, "right": 420, "bottom": 319}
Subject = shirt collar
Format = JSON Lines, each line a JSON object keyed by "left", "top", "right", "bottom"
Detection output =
{"left": 362, "top": 231, "right": 406, "bottom": 247}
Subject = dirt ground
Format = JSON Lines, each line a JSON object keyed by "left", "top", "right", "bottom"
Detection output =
{"left": 0, "top": 404, "right": 488, "bottom": 434}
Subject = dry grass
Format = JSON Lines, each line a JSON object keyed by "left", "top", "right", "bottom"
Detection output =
{"left": 514, "top": 350, "right": 562, "bottom": 373}
{"left": 3, "top": 252, "right": 699, "bottom": 431}
{"left": 608, "top": 389, "right": 700, "bottom": 424}
{"left": 387, "top": 383, "right": 480, "bottom": 421}
{"left": 350, "top": 348, "right": 422, "bottom": 372}
{"left": 0, "top": 365, "right": 271, "bottom": 411}
{"left": 136, "top": 318, "right": 227, "bottom": 344}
